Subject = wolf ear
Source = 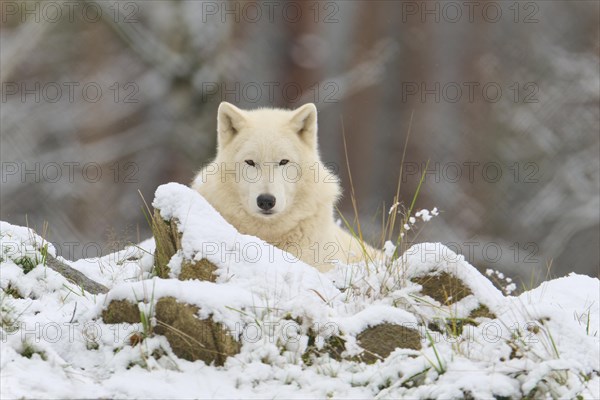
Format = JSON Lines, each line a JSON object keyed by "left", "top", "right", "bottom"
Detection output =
{"left": 217, "top": 102, "right": 245, "bottom": 148}
{"left": 290, "top": 103, "right": 318, "bottom": 148}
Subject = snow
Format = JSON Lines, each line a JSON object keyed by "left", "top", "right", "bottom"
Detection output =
{"left": 333, "top": 305, "right": 417, "bottom": 336}
{"left": 1, "top": 184, "right": 599, "bottom": 399}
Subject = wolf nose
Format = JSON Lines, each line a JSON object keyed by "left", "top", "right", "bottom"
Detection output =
{"left": 257, "top": 194, "right": 276, "bottom": 211}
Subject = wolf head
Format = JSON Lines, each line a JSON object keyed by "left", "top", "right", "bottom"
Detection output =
{"left": 198, "top": 102, "right": 340, "bottom": 227}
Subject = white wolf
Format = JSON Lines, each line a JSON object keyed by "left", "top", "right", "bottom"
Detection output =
{"left": 192, "top": 102, "right": 378, "bottom": 271}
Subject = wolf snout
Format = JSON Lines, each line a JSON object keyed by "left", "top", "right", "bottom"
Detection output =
{"left": 257, "top": 194, "right": 276, "bottom": 211}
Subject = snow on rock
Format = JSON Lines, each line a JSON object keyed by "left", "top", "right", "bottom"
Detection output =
{"left": 0, "top": 184, "right": 599, "bottom": 399}
{"left": 152, "top": 182, "right": 341, "bottom": 308}
{"left": 402, "top": 242, "right": 506, "bottom": 311}
{"left": 333, "top": 305, "right": 418, "bottom": 336}
{"left": 101, "top": 278, "right": 254, "bottom": 330}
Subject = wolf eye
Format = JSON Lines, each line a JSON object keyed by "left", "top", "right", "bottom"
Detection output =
{"left": 279, "top": 159, "right": 289, "bottom": 166}
{"left": 245, "top": 160, "right": 255, "bottom": 167}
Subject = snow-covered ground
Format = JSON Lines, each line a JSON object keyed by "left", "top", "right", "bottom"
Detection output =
{"left": 1, "top": 183, "right": 598, "bottom": 399}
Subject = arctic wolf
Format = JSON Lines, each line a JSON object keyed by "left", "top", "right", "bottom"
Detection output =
{"left": 192, "top": 102, "right": 378, "bottom": 272}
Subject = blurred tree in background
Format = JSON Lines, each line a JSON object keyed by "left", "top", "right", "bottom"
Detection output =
{"left": 1, "top": 0, "right": 598, "bottom": 285}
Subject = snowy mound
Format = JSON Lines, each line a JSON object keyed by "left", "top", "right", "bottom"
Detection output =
{"left": 1, "top": 183, "right": 598, "bottom": 399}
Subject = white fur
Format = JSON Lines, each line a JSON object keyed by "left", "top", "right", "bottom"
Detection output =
{"left": 192, "top": 102, "right": 378, "bottom": 271}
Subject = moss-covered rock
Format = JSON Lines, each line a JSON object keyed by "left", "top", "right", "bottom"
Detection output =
{"left": 103, "top": 207, "right": 235, "bottom": 364}
{"left": 356, "top": 323, "right": 422, "bottom": 364}
{"left": 153, "top": 297, "right": 240, "bottom": 366}
{"left": 101, "top": 296, "right": 240, "bottom": 365}
{"left": 151, "top": 209, "right": 180, "bottom": 278}
{"left": 412, "top": 272, "right": 472, "bottom": 305}
{"left": 179, "top": 258, "right": 218, "bottom": 282}
{"left": 101, "top": 299, "right": 141, "bottom": 324}
{"left": 428, "top": 304, "right": 497, "bottom": 334}
{"left": 469, "top": 304, "right": 496, "bottom": 320}
{"left": 151, "top": 208, "right": 218, "bottom": 282}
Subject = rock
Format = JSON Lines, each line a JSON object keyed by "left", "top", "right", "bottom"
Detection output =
{"left": 412, "top": 272, "right": 472, "bottom": 305}
{"left": 468, "top": 304, "right": 496, "bottom": 320}
{"left": 153, "top": 297, "right": 240, "bottom": 366}
{"left": 151, "top": 209, "right": 180, "bottom": 278}
{"left": 102, "top": 208, "right": 236, "bottom": 365}
{"left": 356, "top": 323, "right": 421, "bottom": 364}
{"left": 100, "top": 296, "right": 241, "bottom": 365}
{"left": 411, "top": 273, "right": 496, "bottom": 335}
{"left": 179, "top": 259, "right": 218, "bottom": 282}
{"left": 102, "top": 299, "right": 141, "bottom": 324}
{"left": 151, "top": 209, "right": 219, "bottom": 282}
{"left": 46, "top": 253, "right": 109, "bottom": 294}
